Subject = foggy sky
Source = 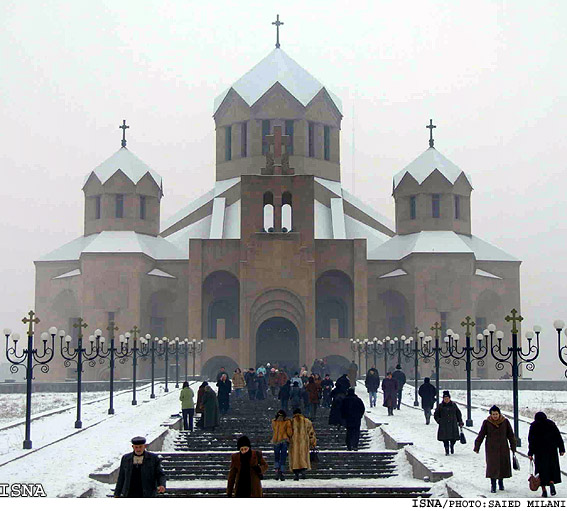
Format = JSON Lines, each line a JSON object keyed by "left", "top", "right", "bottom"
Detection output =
{"left": 1, "top": 0, "right": 566, "bottom": 379}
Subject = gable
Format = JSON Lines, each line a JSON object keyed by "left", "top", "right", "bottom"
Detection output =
{"left": 214, "top": 88, "right": 251, "bottom": 126}
{"left": 250, "top": 82, "right": 306, "bottom": 118}
{"left": 305, "top": 89, "right": 342, "bottom": 126}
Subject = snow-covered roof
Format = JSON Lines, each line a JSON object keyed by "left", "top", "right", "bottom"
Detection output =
{"left": 84, "top": 148, "right": 162, "bottom": 188}
{"left": 393, "top": 147, "right": 472, "bottom": 190}
{"left": 37, "top": 231, "right": 186, "bottom": 262}
{"left": 367, "top": 231, "right": 519, "bottom": 262}
{"left": 214, "top": 48, "right": 342, "bottom": 115}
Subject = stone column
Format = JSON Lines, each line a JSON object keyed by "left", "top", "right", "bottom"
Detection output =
{"left": 353, "top": 239, "right": 368, "bottom": 339}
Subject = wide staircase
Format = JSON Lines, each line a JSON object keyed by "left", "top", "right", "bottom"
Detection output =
{"left": 158, "top": 396, "right": 431, "bottom": 498}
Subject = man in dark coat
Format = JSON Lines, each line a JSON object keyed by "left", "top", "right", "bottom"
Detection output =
{"left": 244, "top": 367, "right": 257, "bottom": 400}
{"left": 381, "top": 372, "right": 398, "bottom": 416}
{"left": 216, "top": 366, "right": 229, "bottom": 382}
{"left": 418, "top": 377, "right": 437, "bottom": 424}
{"left": 347, "top": 361, "right": 358, "bottom": 387}
{"left": 114, "top": 436, "right": 166, "bottom": 497}
{"left": 335, "top": 373, "right": 351, "bottom": 393}
{"left": 341, "top": 388, "right": 366, "bottom": 450}
{"left": 364, "top": 368, "right": 380, "bottom": 408}
{"left": 256, "top": 372, "right": 268, "bottom": 400}
{"left": 528, "top": 411, "right": 566, "bottom": 498}
{"left": 320, "top": 374, "right": 334, "bottom": 408}
{"left": 279, "top": 380, "right": 291, "bottom": 412}
{"left": 216, "top": 373, "right": 232, "bottom": 414}
{"left": 329, "top": 385, "right": 347, "bottom": 427}
{"left": 392, "top": 364, "right": 406, "bottom": 410}
{"left": 434, "top": 391, "right": 463, "bottom": 455}
{"left": 474, "top": 405, "right": 517, "bottom": 493}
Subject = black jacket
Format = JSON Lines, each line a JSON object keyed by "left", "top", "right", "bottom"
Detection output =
{"left": 340, "top": 393, "right": 366, "bottom": 428}
{"left": 365, "top": 370, "right": 380, "bottom": 392}
{"left": 114, "top": 451, "right": 166, "bottom": 498}
{"left": 434, "top": 401, "right": 463, "bottom": 441}
{"left": 392, "top": 369, "right": 406, "bottom": 388}
{"left": 418, "top": 382, "right": 437, "bottom": 410}
{"left": 216, "top": 379, "right": 232, "bottom": 398}
{"left": 321, "top": 378, "right": 334, "bottom": 395}
{"left": 528, "top": 416, "right": 566, "bottom": 485}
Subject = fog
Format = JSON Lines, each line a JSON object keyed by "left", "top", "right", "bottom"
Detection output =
{"left": 1, "top": 1, "right": 565, "bottom": 379}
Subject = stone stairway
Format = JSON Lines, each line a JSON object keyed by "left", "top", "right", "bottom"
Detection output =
{"left": 158, "top": 396, "right": 430, "bottom": 498}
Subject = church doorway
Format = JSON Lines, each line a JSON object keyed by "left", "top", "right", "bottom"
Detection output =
{"left": 256, "top": 317, "right": 299, "bottom": 374}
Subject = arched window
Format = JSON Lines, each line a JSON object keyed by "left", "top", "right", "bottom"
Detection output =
{"left": 263, "top": 192, "right": 274, "bottom": 232}
{"left": 282, "top": 192, "right": 292, "bottom": 232}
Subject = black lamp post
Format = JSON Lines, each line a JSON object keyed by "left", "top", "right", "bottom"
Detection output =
{"left": 554, "top": 320, "right": 567, "bottom": 377}
{"left": 446, "top": 316, "right": 489, "bottom": 427}
{"left": 187, "top": 339, "right": 204, "bottom": 377}
{"left": 4, "top": 311, "right": 57, "bottom": 449}
{"left": 385, "top": 335, "right": 413, "bottom": 368}
{"left": 420, "top": 322, "right": 452, "bottom": 404}
{"left": 489, "top": 309, "right": 540, "bottom": 447}
{"left": 365, "top": 337, "right": 384, "bottom": 375}
{"left": 173, "top": 337, "right": 181, "bottom": 388}
{"left": 98, "top": 321, "right": 129, "bottom": 414}
{"left": 121, "top": 326, "right": 142, "bottom": 405}
{"left": 60, "top": 318, "right": 101, "bottom": 428}
{"left": 350, "top": 338, "right": 365, "bottom": 376}
{"left": 408, "top": 327, "right": 429, "bottom": 407}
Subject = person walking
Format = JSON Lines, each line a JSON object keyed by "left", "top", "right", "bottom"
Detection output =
{"left": 340, "top": 388, "right": 366, "bottom": 451}
{"left": 232, "top": 368, "right": 245, "bottom": 400}
{"left": 202, "top": 383, "right": 220, "bottom": 431}
{"left": 216, "top": 373, "right": 232, "bottom": 414}
{"left": 347, "top": 360, "right": 358, "bottom": 387}
{"left": 418, "top": 377, "right": 437, "bottom": 425}
{"left": 365, "top": 368, "right": 380, "bottom": 408}
{"left": 290, "top": 372, "right": 304, "bottom": 388}
{"left": 329, "top": 383, "right": 347, "bottom": 428}
{"left": 321, "top": 374, "right": 334, "bottom": 408}
{"left": 196, "top": 381, "right": 209, "bottom": 429}
{"left": 268, "top": 368, "right": 279, "bottom": 398}
{"left": 289, "top": 408, "right": 317, "bottom": 480}
{"left": 276, "top": 368, "right": 289, "bottom": 388}
{"left": 473, "top": 405, "right": 517, "bottom": 493}
{"left": 245, "top": 368, "right": 257, "bottom": 401}
{"left": 179, "top": 381, "right": 195, "bottom": 432}
{"left": 434, "top": 391, "right": 464, "bottom": 455}
{"left": 256, "top": 372, "right": 268, "bottom": 400}
{"left": 392, "top": 364, "right": 406, "bottom": 410}
{"left": 289, "top": 381, "right": 302, "bottom": 411}
{"left": 528, "top": 411, "right": 566, "bottom": 498}
{"left": 271, "top": 409, "right": 293, "bottom": 480}
{"left": 227, "top": 435, "right": 268, "bottom": 497}
{"left": 216, "top": 366, "right": 229, "bottom": 382}
{"left": 382, "top": 372, "right": 398, "bottom": 416}
{"left": 305, "top": 376, "right": 321, "bottom": 421}
{"left": 114, "top": 436, "right": 166, "bottom": 498}
{"left": 335, "top": 373, "right": 351, "bottom": 393}
{"left": 279, "top": 379, "right": 291, "bottom": 412}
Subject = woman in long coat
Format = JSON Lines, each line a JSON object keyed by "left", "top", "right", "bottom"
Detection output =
{"left": 474, "top": 405, "right": 517, "bottom": 493}
{"left": 227, "top": 436, "right": 268, "bottom": 497}
{"left": 381, "top": 372, "right": 398, "bottom": 416}
{"left": 202, "top": 385, "right": 220, "bottom": 430}
{"left": 434, "top": 391, "right": 463, "bottom": 455}
{"left": 289, "top": 409, "right": 317, "bottom": 480}
{"left": 528, "top": 411, "right": 566, "bottom": 498}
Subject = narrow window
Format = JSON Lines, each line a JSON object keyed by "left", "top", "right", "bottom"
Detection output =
{"left": 410, "top": 195, "right": 416, "bottom": 220}
{"left": 455, "top": 195, "right": 460, "bottom": 219}
{"left": 262, "top": 120, "right": 271, "bottom": 155}
{"left": 282, "top": 192, "right": 292, "bottom": 232}
{"left": 116, "top": 194, "right": 124, "bottom": 218}
{"left": 241, "top": 122, "right": 247, "bottom": 158}
{"left": 263, "top": 191, "right": 274, "bottom": 232}
{"left": 140, "top": 196, "right": 146, "bottom": 220}
{"left": 95, "top": 196, "right": 101, "bottom": 220}
{"left": 324, "top": 126, "right": 330, "bottom": 161}
{"left": 432, "top": 194, "right": 440, "bottom": 218}
{"left": 308, "top": 122, "right": 315, "bottom": 157}
{"left": 285, "top": 120, "right": 294, "bottom": 155}
{"left": 225, "top": 126, "right": 232, "bottom": 161}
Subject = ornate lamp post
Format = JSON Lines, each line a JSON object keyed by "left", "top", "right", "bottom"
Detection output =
{"left": 421, "top": 322, "right": 452, "bottom": 404}
{"left": 60, "top": 318, "right": 101, "bottom": 428}
{"left": 553, "top": 320, "right": 567, "bottom": 377}
{"left": 188, "top": 339, "right": 204, "bottom": 378}
{"left": 365, "top": 337, "right": 384, "bottom": 374}
{"left": 386, "top": 335, "right": 413, "bottom": 367}
{"left": 350, "top": 338, "right": 365, "bottom": 376}
{"left": 4, "top": 311, "right": 57, "bottom": 449}
{"left": 446, "top": 316, "right": 489, "bottom": 426}
{"left": 489, "top": 309, "right": 540, "bottom": 446}
{"left": 173, "top": 337, "right": 181, "bottom": 388}
{"left": 121, "top": 326, "right": 142, "bottom": 405}
{"left": 180, "top": 338, "right": 189, "bottom": 381}
{"left": 97, "top": 321, "right": 129, "bottom": 414}
{"left": 154, "top": 337, "right": 169, "bottom": 392}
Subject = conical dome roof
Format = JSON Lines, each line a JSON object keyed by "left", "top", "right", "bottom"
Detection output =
{"left": 214, "top": 48, "right": 342, "bottom": 114}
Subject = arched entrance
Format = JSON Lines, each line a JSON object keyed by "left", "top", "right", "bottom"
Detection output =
{"left": 256, "top": 317, "right": 299, "bottom": 374}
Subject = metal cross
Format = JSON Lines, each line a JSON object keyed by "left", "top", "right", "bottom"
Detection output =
{"left": 131, "top": 325, "right": 140, "bottom": 341}
{"left": 431, "top": 322, "right": 442, "bottom": 339}
{"left": 107, "top": 321, "right": 119, "bottom": 338}
{"left": 505, "top": 309, "right": 524, "bottom": 335}
{"left": 119, "top": 120, "right": 129, "bottom": 148}
{"left": 272, "top": 14, "right": 284, "bottom": 48}
{"left": 73, "top": 318, "right": 88, "bottom": 340}
{"left": 461, "top": 316, "right": 476, "bottom": 337}
{"left": 22, "top": 310, "right": 40, "bottom": 337}
{"left": 426, "top": 119, "right": 436, "bottom": 148}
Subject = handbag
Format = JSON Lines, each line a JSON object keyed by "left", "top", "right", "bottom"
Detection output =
{"left": 309, "top": 447, "right": 320, "bottom": 469}
{"left": 512, "top": 453, "right": 520, "bottom": 471}
{"left": 528, "top": 460, "right": 541, "bottom": 491}
{"left": 459, "top": 427, "right": 466, "bottom": 445}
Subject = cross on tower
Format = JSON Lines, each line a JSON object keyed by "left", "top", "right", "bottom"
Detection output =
{"left": 22, "top": 310, "right": 40, "bottom": 337}
{"left": 119, "top": 120, "right": 130, "bottom": 148}
{"left": 431, "top": 322, "right": 442, "bottom": 340}
{"left": 505, "top": 308, "right": 524, "bottom": 335}
{"left": 461, "top": 316, "right": 476, "bottom": 337}
{"left": 426, "top": 119, "right": 436, "bottom": 148}
{"left": 73, "top": 318, "right": 88, "bottom": 340}
{"left": 272, "top": 14, "right": 284, "bottom": 48}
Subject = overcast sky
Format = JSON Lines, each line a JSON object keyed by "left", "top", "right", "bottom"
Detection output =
{"left": 1, "top": 0, "right": 566, "bottom": 379}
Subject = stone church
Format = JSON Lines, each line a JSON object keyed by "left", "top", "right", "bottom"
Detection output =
{"left": 34, "top": 42, "right": 521, "bottom": 381}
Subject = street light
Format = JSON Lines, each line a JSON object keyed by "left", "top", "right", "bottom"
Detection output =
{"left": 60, "top": 318, "right": 101, "bottom": 428}
{"left": 446, "top": 316, "right": 489, "bottom": 426}
{"left": 421, "top": 322, "right": 452, "bottom": 404}
{"left": 350, "top": 338, "right": 364, "bottom": 376}
{"left": 490, "top": 309, "right": 540, "bottom": 447}
{"left": 187, "top": 339, "right": 204, "bottom": 378}
{"left": 364, "top": 337, "right": 384, "bottom": 375}
{"left": 4, "top": 311, "right": 57, "bottom": 449}
{"left": 554, "top": 320, "right": 567, "bottom": 378}
{"left": 121, "top": 327, "right": 143, "bottom": 405}
{"left": 98, "top": 321, "right": 129, "bottom": 414}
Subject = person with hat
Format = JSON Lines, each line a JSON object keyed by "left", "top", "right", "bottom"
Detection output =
{"left": 114, "top": 436, "right": 166, "bottom": 498}
{"left": 434, "top": 391, "right": 464, "bottom": 455}
{"left": 227, "top": 435, "right": 268, "bottom": 497}
{"left": 418, "top": 377, "right": 437, "bottom": 424}
{"left": 392, "top": 364, "right": 406, "bottom": 410}
{"left": 381, "top": 372, "right": 398, "bottom": 416}
{"left": 341, "top": 388, "right": 366, "bottom": 450}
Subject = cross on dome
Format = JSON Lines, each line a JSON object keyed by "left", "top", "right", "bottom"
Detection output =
{"left": 426, "top": 119, "right": 436, "bottom": 148}
{"left": 272, "top": 14, "right": 284, "bottom": 48}
{"left": 119, "top": 120, "right": 130, "bottom": 148}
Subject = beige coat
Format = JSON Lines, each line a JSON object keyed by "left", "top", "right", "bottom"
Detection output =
{"left": 232, "top": 372, "right": 246, "bottom": 389}
{"left": 289, "top": 413, "right": 317, "bottom": 470}
{"left": 271, "top": 418, "right": 292, "bottom": 444}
